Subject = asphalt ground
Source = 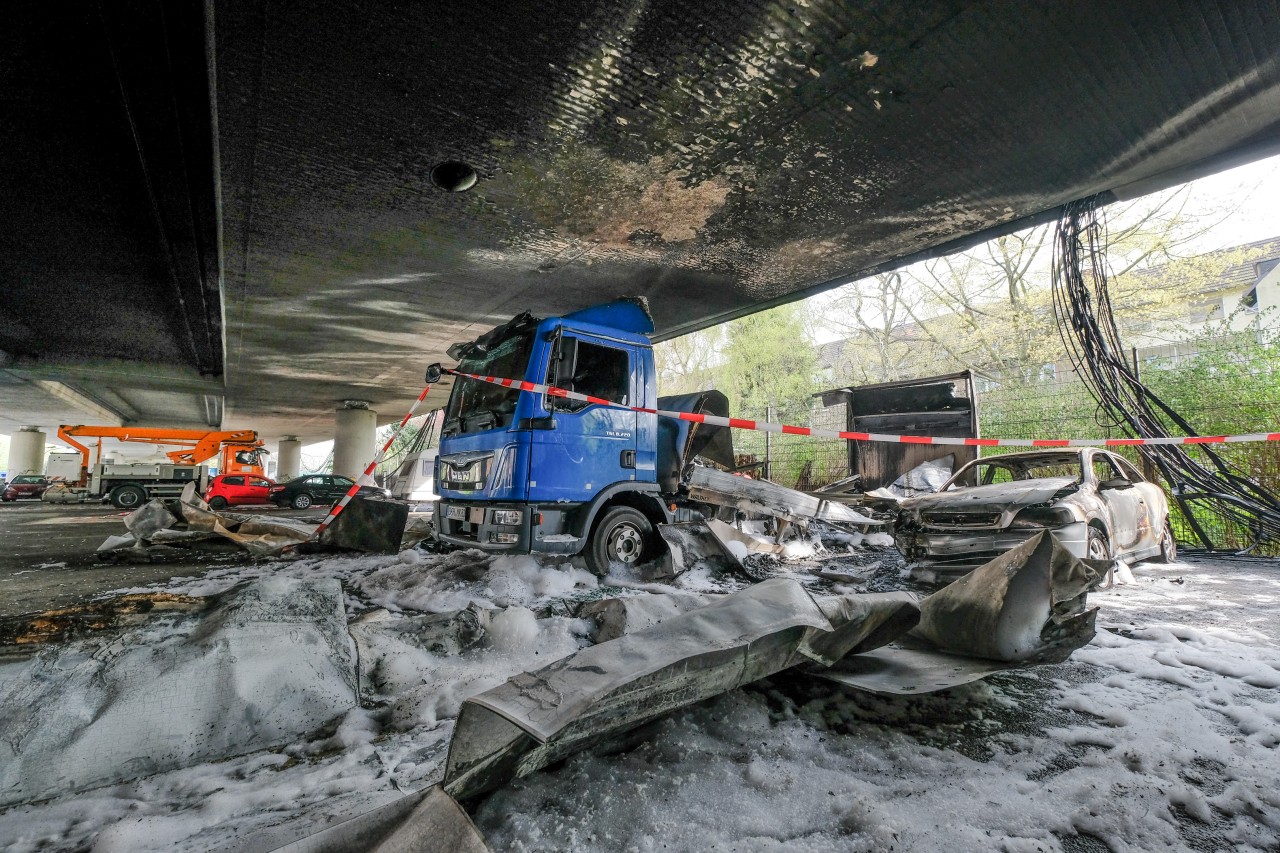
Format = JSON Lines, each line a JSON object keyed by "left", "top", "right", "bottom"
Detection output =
{"left": 0, "top": 499, "right": 320, "bottom": 619}
{"left": 3, "top": 499, "right": 1277, "bottom": 630}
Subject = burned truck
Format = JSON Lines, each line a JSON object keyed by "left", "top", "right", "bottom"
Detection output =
{"left": 425, "top": 299, "right": 874, "bottom": 573}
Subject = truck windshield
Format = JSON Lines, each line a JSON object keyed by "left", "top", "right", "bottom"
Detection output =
{"left": 443, "top": 328, "right": 537, "bottom": 436}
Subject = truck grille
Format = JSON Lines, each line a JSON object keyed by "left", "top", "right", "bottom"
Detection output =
{"left": 922, "top": 510, "right": 1001, "bottom": 527}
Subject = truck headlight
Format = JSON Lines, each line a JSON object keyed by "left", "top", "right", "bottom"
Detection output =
{"left": 492, "top": 509, "right": 522, "bottom": 526}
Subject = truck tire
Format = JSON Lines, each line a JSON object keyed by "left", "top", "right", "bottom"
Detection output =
{"left": 292, "top": 493, "right": 313, "bottom": 510}
{"left": 110, "top": 484, "right": 147, "bottom": 509}
{"left": 586, "top": 506, "right": 655, "bottom": 576}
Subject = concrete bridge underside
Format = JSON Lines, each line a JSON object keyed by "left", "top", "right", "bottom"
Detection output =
{"left": 4, "top": 0, "right": 1280, "bottom": 445}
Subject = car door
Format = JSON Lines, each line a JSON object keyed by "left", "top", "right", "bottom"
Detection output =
{"left": 330, "top": 475, "right": 356, "bottom": 502}
{"left": 1091, "top": 451, "right": 1147, "bottom": 553}
{"left": 301, "top": 475, "right": 329, "bottom": 502}
{"left": 1112, "top": 454, "right": 1164, "bottom": 549}
{"left": 246, "top": 476, "right": 272, "bottom": 504}
{"left": 220, "top": 475, "right": 247, "bottom": 504}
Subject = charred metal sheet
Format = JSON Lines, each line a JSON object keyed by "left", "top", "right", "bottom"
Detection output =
{"left": 122, "top": 499, "right": 179, "bottom": 541}
{"left": 912, "top": 531, "right": 1101, "bottom": 663}
{"left": 271, "top": 786, "right": 491, "bottom": 853}
{"left": 820, "top": 372, "right": 978, "bottom": 491}
{"left": 0, "top": 578, "right": 357, "bottom": 807}
{"left": 578, "top": 591, "right": 718, "bottom": 644}
{"left": 317, "top": 496, "right": 410, "bottom": 554}
{"left": 442, "top": 579, "right": 918, "bottom": 800}
{"left": 866, "top": 455, "right": 955, "bottom": 501}
{"left": 0, "top": 593, "right": 209, "bottom": 649}
{"left": 816, "top": 640, "right": 1018, "bottom": 696}
{"left": 657, "top": 521, "right": 738, "bottom": 575}
{"left": 815, "top": 531, "right": 1103, "bottom": 693}
{"left": 655, "top": 390, "right": 736, "bottom": 492}
{"left": 685, "top": 466, "right": 881, "bottom": 528}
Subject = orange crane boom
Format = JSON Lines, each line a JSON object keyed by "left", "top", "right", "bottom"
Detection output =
{"left": 57, "top": 426, "right": 267, "bottom": 485}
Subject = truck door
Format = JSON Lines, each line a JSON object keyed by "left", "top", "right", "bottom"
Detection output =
{"left": 528, "top": 336, "right": 638, "bottom": 504}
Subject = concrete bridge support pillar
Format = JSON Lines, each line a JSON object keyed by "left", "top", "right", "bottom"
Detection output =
{"left": 276, "top": 437, "right": 302, "bottom": 481}
{"left": 8, "top": 427, "right": 47, "bottom": 476}
{"left": 333, "top": 405, "right": 376, "bottom": 481}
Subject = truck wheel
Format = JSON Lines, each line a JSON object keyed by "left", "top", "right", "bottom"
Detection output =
{"left": 292, "top": 493, "right": 313, "bottom": 510}
{"left": 586, "top": 506, "right": 655, "bottom": 576}
{"left": 110, "top": 485, "right": 147, "bottom": 509}
{"left": 208, "top": 496, "right": 229, "bottom": 510}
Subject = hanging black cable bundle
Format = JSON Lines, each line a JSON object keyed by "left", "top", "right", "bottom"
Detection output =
{"left": 1051, "top": 197, "right": 1280, "bottom": 553}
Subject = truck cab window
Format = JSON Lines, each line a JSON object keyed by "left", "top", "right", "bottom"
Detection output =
{"left": 550, "top": 340, "right": 629, "bottom": 413}
{"left": 444, "top": 327, "right": 537, "bottom": 436}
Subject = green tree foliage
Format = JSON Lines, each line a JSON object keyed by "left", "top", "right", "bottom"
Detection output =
{"left": 718, "top": 303, "right": 819, "bottom": 417}
{"left": 654, "top": 327, "right": 721, "bottom": 395}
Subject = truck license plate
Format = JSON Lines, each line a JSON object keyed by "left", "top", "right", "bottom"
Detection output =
{"left": 445, "top": 505, "right": 465, "bottom": 521}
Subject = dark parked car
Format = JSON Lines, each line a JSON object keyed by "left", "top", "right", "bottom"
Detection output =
{"left": 269, "top": 474, "right": 391, "bottom": 509}
{"left": 2, "top": 475, "right": 52, "bottom": 502}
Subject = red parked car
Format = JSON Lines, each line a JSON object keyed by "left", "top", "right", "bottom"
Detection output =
{"left": 2, "top": 476, "right": 51, "bottom": 501}
{"left": 204, "top": 473, "right": 276, "bottom": 509}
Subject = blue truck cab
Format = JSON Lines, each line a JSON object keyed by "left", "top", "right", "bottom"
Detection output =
{"left": 432, "top": 299, "right": 672, "bottom": 573}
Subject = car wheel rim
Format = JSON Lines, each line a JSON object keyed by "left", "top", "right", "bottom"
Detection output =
{"left": 297, "top": 496, "right": 311, "bottom": 508}
{"left": 1088, "top": 537, "right": 1108, "bottom": 560}
{"left": 608, "top": 524, "right": 643, "bottom": 564}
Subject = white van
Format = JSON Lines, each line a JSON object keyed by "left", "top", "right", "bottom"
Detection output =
{"left": 390, "top": 448, "right": 438, "bottom": 507}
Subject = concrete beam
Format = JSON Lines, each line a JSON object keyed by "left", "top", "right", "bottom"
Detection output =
{"left": 6, "top": 360, "right": 223, "bottom": 395}
{"left": 29, "top": 380, "right": 131, "bottom": 425}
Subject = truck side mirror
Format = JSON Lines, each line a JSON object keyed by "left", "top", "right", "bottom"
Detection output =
{"left": 424, "top": 363, "right": 443, "bottom": 384}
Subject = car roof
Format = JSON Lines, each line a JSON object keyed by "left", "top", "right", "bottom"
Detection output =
{"left": 966, "top": 449, "right": 1098, "bottom": 465}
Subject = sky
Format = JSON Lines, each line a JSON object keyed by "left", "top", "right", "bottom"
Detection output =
{"left": 808, "top": 150, "right": 1280, "bottom": 343}
{"left": 1177, "top": 152, "right": 1280, "bottom": 249}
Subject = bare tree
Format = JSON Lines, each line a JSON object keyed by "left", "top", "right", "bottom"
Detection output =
{"left": 654, "top": 327, "right": 722, "bottom": 394}
{"left": 821, "top": 182, "right": 1248, "bottom": 381}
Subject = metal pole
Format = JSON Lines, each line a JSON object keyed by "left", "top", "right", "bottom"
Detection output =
{"left": 764, "top": 404, "right": 772, "bottom": 481}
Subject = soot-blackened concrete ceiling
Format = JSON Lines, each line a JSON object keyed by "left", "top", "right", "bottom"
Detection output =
{"left": 5, "top": 1, "right": 1280, "bottom": 441}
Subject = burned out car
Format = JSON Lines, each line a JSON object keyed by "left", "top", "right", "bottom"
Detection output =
{"left": 894, "top": 448, "right": 1175, "bottom": 569}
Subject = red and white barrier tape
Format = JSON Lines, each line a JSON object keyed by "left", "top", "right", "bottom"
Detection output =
{"left": 446, "top": 369, "right": 1280, "bottom": 448}
{"left": 312, "top": 384, "right": 434, "bottom": 538}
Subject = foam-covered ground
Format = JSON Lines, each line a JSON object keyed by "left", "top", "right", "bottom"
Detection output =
{"left": 0, "top": 547, "right": 1276, "bottom": 852}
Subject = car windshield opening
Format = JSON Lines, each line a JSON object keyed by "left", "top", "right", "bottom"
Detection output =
{"left": 444, "top": 327, "right": 537, "bottom": 436}
{"left": 949, "top": 453, "right": 1082, "bottom": 488}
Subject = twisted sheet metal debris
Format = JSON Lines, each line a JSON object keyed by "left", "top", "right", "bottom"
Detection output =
{"left": 442, "top": 579, "right": 919, "bottom": 801}
{"left": 0, "top": 578, "right": 357, "bottom": 807}
{"left": 817, "top": 531, "right": 1104, "bottom": 695}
